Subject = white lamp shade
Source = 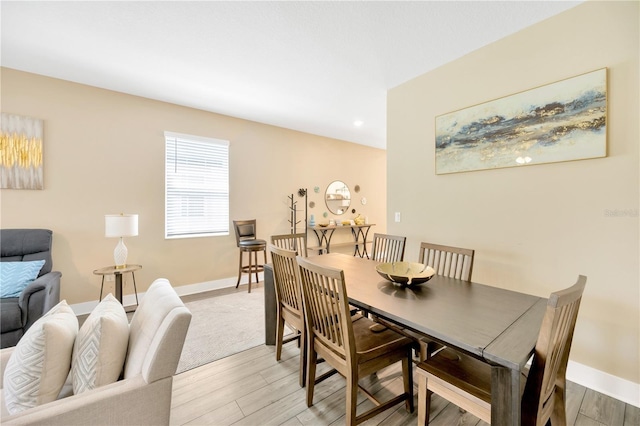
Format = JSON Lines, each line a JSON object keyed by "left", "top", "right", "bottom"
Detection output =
{"left": 105, "top": 214, "right": 139, "bottom": 238}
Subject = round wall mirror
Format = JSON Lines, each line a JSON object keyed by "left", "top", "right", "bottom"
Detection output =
{"left": 325, "top": 180, "right": 351, "bottom": 215}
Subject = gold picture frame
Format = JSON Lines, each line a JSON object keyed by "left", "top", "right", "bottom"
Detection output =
{"left": 435, "top": 68, "right": 607, "bottom": 174}
{"left": 1, "top": 113, "right": 44, "bottom": 189}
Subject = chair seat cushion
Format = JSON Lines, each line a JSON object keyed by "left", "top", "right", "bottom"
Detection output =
{"left": 0, "top": 299, "right": 22, "bottom": 333}
{"left": 352, "top": 315, "right": 413, "bottom": 363}
{"left": 239, "top": 239, "right": 267, "bottom": 248}
{"left": 417, "top": 348, "right": 492, "bottom": 404}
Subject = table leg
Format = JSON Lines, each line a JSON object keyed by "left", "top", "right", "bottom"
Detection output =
{"left": 131, "top": 272, "right": 139, "bottom": 306}
{"left": 312, "top": 228, "right": 334, "bottom": 254}
{"left": 361, "top": 226, "right": 372, "bottom": 259}
{"left": 351, "top": 227, "right": 361, "bottom": 257}
{"left": 100, "top": 276, "right": 105, "bottom": 301}
{"left": 264, "top": 265, "right": 276, "bottom": 345}
{"left": 491, "top": 364, "right": 522, "bottom": 425}
{"left": 351, "top": 227, "right": 370, "bottom": 258}
{"left": 115, "top": 274, "right": 123, "bottom": 304}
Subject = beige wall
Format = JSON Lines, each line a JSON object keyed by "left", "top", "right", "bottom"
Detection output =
{"left": 387, "top": 1, "right": 639, "bottom": 385}
{"left": 0, "top": 68, "right": 386, "bottom": 305}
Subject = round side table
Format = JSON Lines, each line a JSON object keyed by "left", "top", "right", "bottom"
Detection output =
{"left": 93, "top": 264, "right": 142, "bottom": 307}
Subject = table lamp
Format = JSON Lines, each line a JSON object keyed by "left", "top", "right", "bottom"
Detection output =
{"left": 105, "top": 213, "right": 138, "bottom": 268}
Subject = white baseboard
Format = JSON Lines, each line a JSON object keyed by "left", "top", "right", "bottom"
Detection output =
{"left": 170, "top": 273, "right": 264, "bottom": 297}
{"left": 69, "top": 274, "right": 638, "bottom": 408}
{"left": 567, "top": 360, "right": 640, "bottom": 407}
{"left": 69, "top": 273, "right": 263, "bottom": 316}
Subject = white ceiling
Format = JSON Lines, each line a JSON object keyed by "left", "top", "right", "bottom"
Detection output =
{"left": 1, "top": 1, "right": 582, "bottom": 149}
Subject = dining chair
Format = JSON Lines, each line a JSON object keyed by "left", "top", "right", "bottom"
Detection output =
{"left": 418, "top": 242, "right": 475, "bottom": 281}
{"left": 416, "top": 275, "right": 587, "bottom": 425}
{"left": 296, "top": 255, "right": 414, "bottom": 425}
{"left": 412, "top": 242, "right": 476, "bottom": 358}
{"left": 269, "top": 245, "right": 306, "bottom": 387}
{"left": 271, "top": 232, "right": 308, "bottom": 257}
{"left": 366, "top": 233, "right": 406, "bottom": 322}
{"left": 233, "top": 219, "right": 267, "bottom": 293}
{"left": 370, "top": 233, "right": 406, "bottom": 263}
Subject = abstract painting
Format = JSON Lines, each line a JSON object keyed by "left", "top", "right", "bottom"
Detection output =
{"left": 435, "top": 68, "right": 607, "bottom": 174}
{"left": 0, "top": 113, "right": 44, "bottom": 189}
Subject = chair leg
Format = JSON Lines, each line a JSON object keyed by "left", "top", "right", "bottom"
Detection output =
{"left": 253, "top": 250, "right": 260, "bottom": 284}
{"left": 403, "top": 349, "right": 414, "bottom": 413}
{"left": 247, "top": 249, "right": 253, "bottom": 293}
{"left": 419, "top": 341, "right": 429, "bottom": 362}
{"left": 236, "top": 250, "right": 243, "bottom": 288}
{"left": 346, "top": 369, "right": 358, "bottom": 426}
{"left": 275, "top": 315, "right": 285, "bottom": 361}
{"left": 417, "top": 370, "right": 431, "bottom": 426}
{"left": 262, "top": 247, "right": 267, "bottom": 280}
{"left": 551, "top": 382, "right": 568, "bottom": 425}
{"left": 306, "top": 339, "right": 317, "bottom": 406}
{"left": 299, "top": 328, "right": 306, "bottom": 388}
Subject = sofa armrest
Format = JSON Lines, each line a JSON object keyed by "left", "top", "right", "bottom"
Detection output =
{"left": 1, "top": 375, "right": 173, "bottom": 426}
{"left": 18, "top": 271, "right": 61, "bottom": 330}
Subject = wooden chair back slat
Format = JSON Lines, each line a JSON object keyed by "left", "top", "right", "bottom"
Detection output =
{"left": 371, "top": 233, "right": 406, "bottom": 263}
{"left": 271, "top": 233, "right": 308, "bottom": 257}
{"left": 270, "top": 245, "right": 303, "bottom": 316}
{"left": 419, "top": 242, "right": 475, "bottom": 281}
{"left": 522, "top": 275, "right": 586, "bottom": 425}
{"left": 297, "top": 257, "right": 352, "bottom": 360}
{"left": 270, "top": 245, "right": 307, "bottom": 387}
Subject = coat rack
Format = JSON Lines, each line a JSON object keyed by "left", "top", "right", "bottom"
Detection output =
{"left": 288, "top": 188, "right": 307, "bottom": 234}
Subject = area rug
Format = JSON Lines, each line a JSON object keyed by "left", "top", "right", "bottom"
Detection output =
{"left": 176, "top": 286, "right": 266, "bottom": 373}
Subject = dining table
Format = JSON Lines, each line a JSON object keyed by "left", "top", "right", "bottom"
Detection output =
{"left": 263, "top": 253, "right": 547, "bottom": 426}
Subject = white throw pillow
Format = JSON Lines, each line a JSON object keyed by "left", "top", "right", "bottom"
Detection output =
{"left": 3, "top": 300, "right": 78, "bottom": 414}
{"left": 71, "top": 293, "right": 129, "bottom": 394}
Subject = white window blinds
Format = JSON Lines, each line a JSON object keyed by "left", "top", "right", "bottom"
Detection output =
{"left": 165, "top": 131, "right": 229, "bottom": 239}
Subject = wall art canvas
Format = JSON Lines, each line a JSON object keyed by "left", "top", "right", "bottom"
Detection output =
{"left": 0, "top": 113, "right": 44, "bottom": 189}
{"left": 435, "top": 68, "right": 607, "bottom": 174}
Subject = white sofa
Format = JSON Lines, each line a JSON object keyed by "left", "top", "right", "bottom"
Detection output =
{"left": 0, "top": 278, "right": 192, "bottom": 425}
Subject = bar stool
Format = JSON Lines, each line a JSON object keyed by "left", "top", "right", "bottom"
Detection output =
{"left": 233, "top": 219, "right": 267, "bottom": 293}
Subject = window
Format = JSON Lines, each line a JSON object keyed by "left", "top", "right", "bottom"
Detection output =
{"left": 165, "top": 131, "right": 229, "bottom": 239}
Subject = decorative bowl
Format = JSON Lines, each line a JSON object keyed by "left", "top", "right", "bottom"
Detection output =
{"left": 375, "top": 262, "right": 436, "bottom": 286}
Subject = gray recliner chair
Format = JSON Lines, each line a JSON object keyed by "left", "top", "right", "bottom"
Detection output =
{"left": 0, "top": 229, "right": 61, "bottom": 349}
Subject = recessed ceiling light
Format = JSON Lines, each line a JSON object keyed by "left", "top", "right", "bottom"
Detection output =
{"left": 353, "top": 120, "right": 364, "bottom": 127}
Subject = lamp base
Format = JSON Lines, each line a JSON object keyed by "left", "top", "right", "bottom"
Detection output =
{"left": 114, "top": 237, "right": 128, "bottom": 269}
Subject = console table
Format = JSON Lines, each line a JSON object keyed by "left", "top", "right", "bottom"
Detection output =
{"left": 308, "top": 224, "right": 374, "bottom": 258}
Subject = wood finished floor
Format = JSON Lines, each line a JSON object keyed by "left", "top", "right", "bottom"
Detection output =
{"left": 170, "top": 341, "right": 639, "bottom": 426}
